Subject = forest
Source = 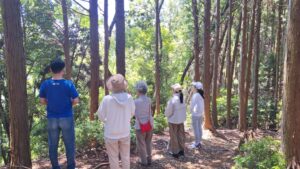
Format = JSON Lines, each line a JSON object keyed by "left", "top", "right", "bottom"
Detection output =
{"left": 0, "top": 0, "right": 299, "bottom": 168}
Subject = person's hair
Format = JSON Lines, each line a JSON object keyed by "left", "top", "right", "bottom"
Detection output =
{"left": 197, "top": 89, "right": 205, "bottom": 99}
{"left": 135, "top": 81, "right": 148, "bottom": 94}
{"left": 176, "top": 90, "right": 184, "bottom": 103}
{"left": 50, "top": 59, "right": 65, "bottom": 74}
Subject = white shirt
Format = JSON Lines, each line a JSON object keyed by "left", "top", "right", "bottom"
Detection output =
{"left": 190, "top": 93, "right": 204, "bottom": 117}
{"left": 97, "top": 92, "right": 135, "bottom": 139}
{"left": 164, "top": 94, "right": 186, "bottom": 124}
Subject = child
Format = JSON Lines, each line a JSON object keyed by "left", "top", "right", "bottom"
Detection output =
{"left": 190, "top": 82, "right": 204, "bottom": 149}
{"left": 39, "top": 59, "right": 79, "bottom": 169}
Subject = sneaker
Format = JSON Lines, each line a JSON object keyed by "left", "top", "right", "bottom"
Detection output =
{"left": 172, "top": 153, "right": 179, "bottom": 159}
{"left": 189, "top": 143, "right": 201, "bottom": 149}
{"left": 178, "top": 150, "right": 185, "bottom": 156}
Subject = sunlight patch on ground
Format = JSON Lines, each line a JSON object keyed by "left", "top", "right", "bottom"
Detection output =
{"left": 202, "top": 129, "right": 214, "bottom": 139}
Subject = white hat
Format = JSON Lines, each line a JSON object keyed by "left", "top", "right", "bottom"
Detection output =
{"left": 192, "top": 82, "right": 203, "bottom": 90}
{"left": 171, "top": 83, "right": 182, "bottom": 92}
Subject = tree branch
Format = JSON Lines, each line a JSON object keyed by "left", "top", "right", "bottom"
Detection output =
{"left": 73, "top": 0, "right": 89, "bottom": 12}
{"left": 71, "top": 8, "right": 89, "bottom": 16}
{"left": 108, "top": 14, "right": 116, "bottom": 37}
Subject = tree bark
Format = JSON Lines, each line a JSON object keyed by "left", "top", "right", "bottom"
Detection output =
{"left": 271, "top": 0, "right": 283, "bottom": 130}
{"left": 203, "top": 0, "right": 214, "bottom": 130}
{"left": 1, "top": 0, "right": 32, "bottom": 167}
{"left": 192, "top": 0, "right": 200, "bottom": 81}
{"left": 62, "top": 0, "right": 72, "bottom": 79}
{"left": 89, "top": 0, "right": 100, "bottom": 120}
{"left": 115, "top": 0, "right": 126, "bottom": 76}
{"left": 238, "top": 0, "right": 248, "bottom": 131}
{"left": 244, "top": 0, "right": 257, "bottom": 122}
{"left": 252, "top": 0, "right": 262, "bottom": 130}
{"left": 154, "top": 0, "right": 164, "bottom": 115}
{"left": 282, "top": 0, "right": 300, "bottom": 166}
{"left": 225, "top": 0, "right": 233, "bottom": 128}
{"left": 212, "top": 0, "right": 220, "bottom": 128}
{"left": 104, "top": 0, "right": 109, "bottom": 95}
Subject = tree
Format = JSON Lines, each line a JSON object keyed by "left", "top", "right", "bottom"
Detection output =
{"left": 238, "top": 0, "right": 248, "bottom": 131}
{"left": 154, "top": 0, "right": 164, "bottom": 115}
{"left": 252, "top": 0, "right": 262, "bottom": 130}
{"left": 244, "top": 0, "right": 257, "bottom": 120}
{"left": 115, "top": 0, "right": 126, "bottom": 76}
{"left": 271, "top": 0, "right": 283, "bottom": 130}
{"left": 203, "top": 0, "right": 214, "bottom": 130}
{"left": 61, "top": 0, "right": 72, "bottom": 79}
{"left": 212, "top": 0, "right": 220, "bottom": 128}
{"left": 89, "top": 0, "right": 100, "bottom": 120}
{"left": 192, "top": 0, "right": 200, "bottom": 81}
{"left": 225, "top": 0, "right": 233, "bottom": 128}
{"left": 282, "top": 0, "right": 300, "bottom": 167}
{"left": 1, "top": 0, "right": 32, "bottom": 167}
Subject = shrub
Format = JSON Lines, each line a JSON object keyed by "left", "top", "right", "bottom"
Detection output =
{"left": 75, "top": 120, "right": 104, "bottom": 149}
{"left": 233, "top": 136, "right": 285, "bottom": 169}
{"left": 153, "top": 113, "right": 168, "bottom": 134}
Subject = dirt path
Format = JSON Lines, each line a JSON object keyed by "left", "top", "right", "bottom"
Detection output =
{"left": 29, "top": 129, "right": 247, "bottom": 169}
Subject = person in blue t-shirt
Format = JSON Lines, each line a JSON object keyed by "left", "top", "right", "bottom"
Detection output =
{"left": 39, "top": 59, "right": 79, "bottom": 169}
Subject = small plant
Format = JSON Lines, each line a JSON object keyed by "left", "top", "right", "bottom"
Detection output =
{"left": 153, "top": 113, "right": 168, "bottom": 134}
{"left": 233, "top": 136, "right": 286, "bottom": 169}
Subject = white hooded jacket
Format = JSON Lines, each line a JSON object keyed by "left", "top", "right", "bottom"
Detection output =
{"left": 97, "top": 92, "right": 135, "bottom": 139}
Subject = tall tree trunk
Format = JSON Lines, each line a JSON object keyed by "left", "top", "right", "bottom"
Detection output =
{"left": 115, "top": 0, "right": 126, "bottom": 76}
{"left": 203, "top": 0, "right": 214, "bottom": 130}
{"left": 212, "top": 0, "right": 220, "bottom": 128}
{"left": 104, "top": 0, "right": 109, "bottom": 95}
{"left": 225, "top": 0, "right": 233, "bottom": 128}
{"left": 154, "top": 0, "right": 164, "bottom": 115}
{"left": 192, "top": 0, "right": 200, "bottom": 81}
{"left": 244, "top": 0, "right": 257, "bottom": 121}
{"left": 271, "top": 0, "right": 283, "bottom": 130}
{"left": 252, "top": 0, "right": 262, "bottom": 130}
{"left": 89, "top": 0, "right": 100, "bottom": 120}
{"left": 238, "top": 0, "right": 248, "bottom": 131}
{"left": 61, "top": 0, "right": 71, "bottom": 79}
{"left": 282, "top": 0, "right": 300, "bottom": 166}
{"left": 1, "top": 0, "right": 32, "bottom": 167}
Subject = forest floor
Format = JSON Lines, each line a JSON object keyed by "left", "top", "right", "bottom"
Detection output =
{"left": 26, "top": 128, "right": 278, "bottom": 169}
{"left": 0, "top": 129, "right": 277, "bottom": 169}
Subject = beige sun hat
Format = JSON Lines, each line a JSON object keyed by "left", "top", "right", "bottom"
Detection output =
{"left": 171, "top": 83, "right": 182, "bottom": 92}
{"left": 106, "top": 74, "right": 128, "bottom": 92}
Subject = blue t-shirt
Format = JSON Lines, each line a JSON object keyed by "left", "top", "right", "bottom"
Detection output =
{"left": 39, "top": 79, "right": 79, "bottom": 118}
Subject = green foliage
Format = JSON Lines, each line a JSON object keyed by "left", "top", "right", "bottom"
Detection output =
{"left": 233, "top": 137, "right": 286, "bottom": 169}
{"left": 75, "top": 120, "right": 104, "bottom": 149}
{"left": 216, "top": 88, "right": 239, "bottom": 126}
{"left": 153, "top": 113, "right": 168, "bottom": 134}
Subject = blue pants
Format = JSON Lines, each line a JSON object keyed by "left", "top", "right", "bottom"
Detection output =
{"left": 192, "top": 116, "right": 203, "bottom": 145}
{"left": 47, "top": 117, "right": 75, "bottom": 169}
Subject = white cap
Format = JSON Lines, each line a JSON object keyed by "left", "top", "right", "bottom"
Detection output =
{"left": 192, "top": 82, "right": 203, "bottom": 90}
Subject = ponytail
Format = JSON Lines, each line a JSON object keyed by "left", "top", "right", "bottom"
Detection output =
{"left": 177, "top": 90, "right": 184, "bottom": 103}
{"left": 197, "top": 89, "right": 205, "bottom": 99}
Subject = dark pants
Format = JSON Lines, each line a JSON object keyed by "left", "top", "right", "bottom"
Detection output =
{"left": 47, "top": 117, "right": 75, "bottom": 169}
{"left": 136, "top": 130, "right": 153, "bottom": 165}
{"left": 168, "top": 123, "right": 185, "bottom": 154}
